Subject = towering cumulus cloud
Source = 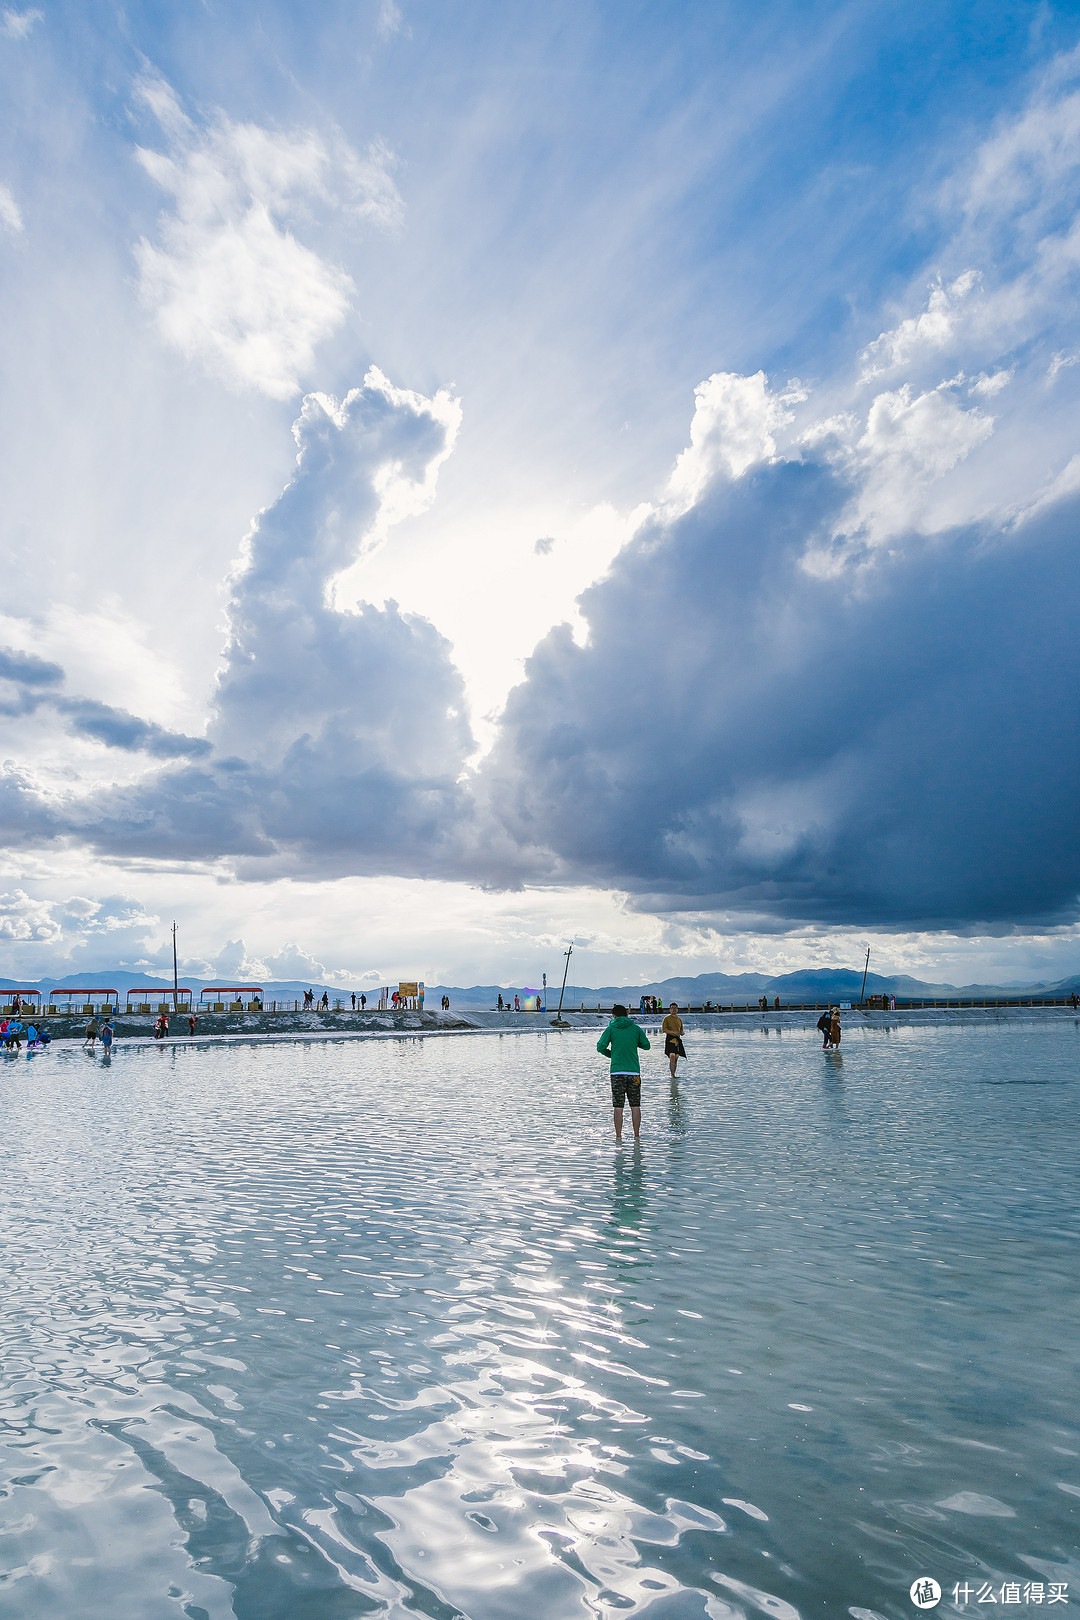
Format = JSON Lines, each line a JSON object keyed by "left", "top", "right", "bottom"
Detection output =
{"left": 482, "top": 453, "right": 1080, "bottom": 928}
{"left": 75, "top": 369, "right": 472, "bottom": 870}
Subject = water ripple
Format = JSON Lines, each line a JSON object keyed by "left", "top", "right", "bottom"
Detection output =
{"left": 0, "top": 1022, "right": 1077, "bottom": 1616}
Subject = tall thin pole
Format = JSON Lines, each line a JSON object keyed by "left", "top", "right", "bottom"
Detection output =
{"left": 859, "top": 944, "right": 871, "bottom": 1007}
{"left": 172, "top": 921, "right": 179, "bottom": 1009}
{"left": 556, "top": 943, "right": 573, "bottom": 1019}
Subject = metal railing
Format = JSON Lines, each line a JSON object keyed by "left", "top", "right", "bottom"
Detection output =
{"left": 8, "top": 996, "right": 1078, "bottom": 1017}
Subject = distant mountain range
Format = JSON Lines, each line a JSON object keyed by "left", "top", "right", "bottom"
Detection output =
{"left": 3, "top": 965, "right": 1078, "bottom": 1008}
{"left": 429, "top": 968, "right": 1080, "bottom": 1007}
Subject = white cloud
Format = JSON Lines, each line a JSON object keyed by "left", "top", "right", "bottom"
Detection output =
{"left": 0, "top": 8, "right": 41, "bottom": 39}
{"left": 0, "top": 888, "right": 63, "bottom": 944}
{"left": 133, "top": 76, "right": 402, "bottom": 399}
{"left": 0, "top": 888, "right": 161, "bottom": 977}
{"left": 0, "top": 183, "right": 23, "bottom": 234}
{"left": 858, "top": 382, "right": 994, "bottom": 484}
{"left": 31, "top": 368, "right": 475, "bottom": 873}
{"left": 859, "top": 271, "right": 981, "bottom": 380}
{"left": 832, "top": 382, "right": 994, "bottom": 549}
{"left": 377, "top": 0, "right": 406, "bottom": 39}
{"left": 960, "top": 52, "right": 1080, "bottom": 228}
{"left": 260, "top": 941, "right": 333, "bottom": 980}
{"left": 855, "top": 52, "right": 1080, "bottom": 407}
{"left": 665, "top": 370, "right": 806, "bottom": 512}
{"left": 968, "top": 367, "right": 1013, "bottom": 397}
{"left": 1019, "top": 451, "right": 1080, "bottom": 519}
{"left": 798, "top": 379, "right": 996, "bottom": 564}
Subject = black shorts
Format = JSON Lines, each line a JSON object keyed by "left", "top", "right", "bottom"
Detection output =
{"left": 664, "top": 1034, "right": 685, "bottom": 1057}
{"left": 610, "top": 1074, "right": 641, "bottom": 1108}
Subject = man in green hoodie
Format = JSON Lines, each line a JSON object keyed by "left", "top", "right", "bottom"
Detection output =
{"left": 597, "top": 1004, "right": 651, "bottom": 1141}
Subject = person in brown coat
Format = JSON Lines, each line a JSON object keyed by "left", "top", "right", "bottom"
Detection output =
{"left": 662, "top": 1002, "right": 686, "bottom": 1077}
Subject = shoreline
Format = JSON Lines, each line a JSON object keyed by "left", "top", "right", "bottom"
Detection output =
{"left": 11, "top": 1002, "right": 1080, "bottom": 1053}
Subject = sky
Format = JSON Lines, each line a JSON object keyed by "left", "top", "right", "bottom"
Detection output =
{"left": 2, "top": 0, "right": 1080, "bottom": 991}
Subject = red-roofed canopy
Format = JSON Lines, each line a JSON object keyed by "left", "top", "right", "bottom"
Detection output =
{"left": 125, "top": 987, "right": 191, "bottom": 995}
{"left": 200, "top": 986, "right": 263, "bottom": 994}
{"left": 50, "top": 988, "right": 118, "bottom": 996}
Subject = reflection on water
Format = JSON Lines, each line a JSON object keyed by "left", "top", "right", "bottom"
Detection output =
{"left": 609, "top": 1143, "right": 647, "bottom": 1237}
{"left": 1, "top": 1020, "right": 1078, "bottom": 1619}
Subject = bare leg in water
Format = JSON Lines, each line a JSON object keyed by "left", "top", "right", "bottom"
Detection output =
{"left": 613, "top": 1106, "right": 642, "bottom": 1141}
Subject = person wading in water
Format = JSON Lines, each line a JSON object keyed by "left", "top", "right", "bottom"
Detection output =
{"left": 661, "top": 1002, "right": 686, "bottom": 1078}
{"left": 597, "top": 1004, "right": 651, "bottom": 1141}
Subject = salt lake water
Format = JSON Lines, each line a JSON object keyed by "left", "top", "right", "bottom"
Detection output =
{"left": 1, "top": 1018, "right": 1078, "bottom": 1619}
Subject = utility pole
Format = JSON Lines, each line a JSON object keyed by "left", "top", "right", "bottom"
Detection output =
{"left": 859, "top": 944, "right": 871, "bottom": 1008}
{"left": 172, "top": 921, "right": 179, "bottom": 1010}
{"left": 550, "top": 943, "right": 573, "bottom": 1026}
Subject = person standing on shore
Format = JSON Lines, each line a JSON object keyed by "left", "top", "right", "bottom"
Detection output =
{"left": 597, "top": 1004, "right": 651, "bottom": 1141}
{"left": 828, "top": 1007, "right": 842, "bottom": 1048}
{"left": 83, "top": 1015, "right": 99, "bottom": 1050}
{"left": 188, "top": 1012, "right": 197, "bottom": 1036}
{"left": 661, "top": 1002, "right": 686, "bottom": 1078}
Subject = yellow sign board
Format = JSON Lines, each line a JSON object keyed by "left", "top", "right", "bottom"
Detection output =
{"left": 398, "top": 982, "right": 419, "bottom": 998}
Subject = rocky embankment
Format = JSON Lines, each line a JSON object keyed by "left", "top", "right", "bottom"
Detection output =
{"left": 33, "top": 1008, "right": 476, "bottom": 1040}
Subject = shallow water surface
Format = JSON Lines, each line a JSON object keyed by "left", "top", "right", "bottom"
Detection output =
{"left": 1, "top": 1020, "right": 1078, "bottom": 1619}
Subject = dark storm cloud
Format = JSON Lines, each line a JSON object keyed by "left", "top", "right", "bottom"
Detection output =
{"left": 5, "top": 381, "right": 1077, "bottom": 928}
{"left": 58, "top": 699, "right": 211, "bottom": 758}
{"left": 481, "top": 462, "right": 1080, "bottom": 928}
{"left": 0, "top": 645, "right": 207, "bottom": 752}
{"left": 0, "top": 647, "right": 64, "bottom": 687}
